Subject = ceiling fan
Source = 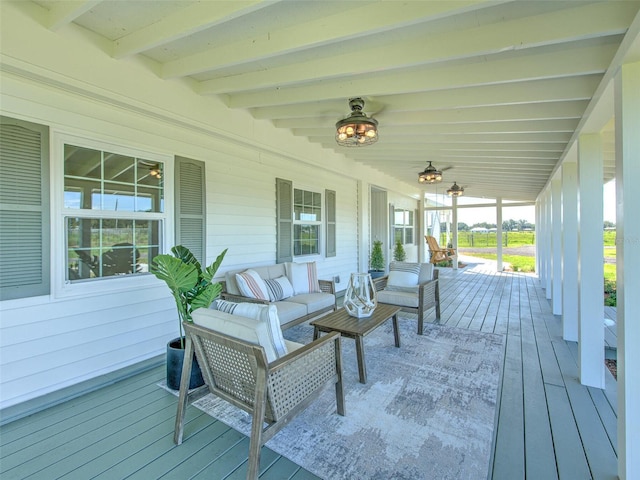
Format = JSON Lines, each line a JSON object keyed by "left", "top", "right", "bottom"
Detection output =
{"left": 418, "top": 161, "right": 453, "bottom": 184}
{"left": 335, "top": 98, "right": 379, "bottom": 147}
{"left": 447, "top": 181, "right": 465, "bottom": 197}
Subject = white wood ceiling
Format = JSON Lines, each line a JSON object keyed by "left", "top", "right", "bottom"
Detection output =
{"left": 28, "top": 0, "right": 640, "bottom": 200}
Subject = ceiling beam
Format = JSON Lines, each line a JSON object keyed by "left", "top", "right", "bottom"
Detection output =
{"left": 162, "top": 1, "right": 491, "bottom": 78}
{"left": 113, "top": 1, "right": 274, "bottom": 58}
{"left": 201, "top": 2, "right": 632, "bottom": 94}
{"left": 227, "top": 42, "right": 618, "bottom": 108}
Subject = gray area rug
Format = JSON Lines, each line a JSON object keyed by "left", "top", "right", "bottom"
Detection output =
{"left": 169, "top": 318, "right": 505, "bottom": 479}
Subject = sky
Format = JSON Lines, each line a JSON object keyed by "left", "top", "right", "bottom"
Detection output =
{"left": 454, "top": 180, "right": 616, "bottom": 226}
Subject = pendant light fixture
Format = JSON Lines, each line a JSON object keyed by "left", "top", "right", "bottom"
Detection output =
{"left": 418, "top": 161, "right": 442, "bottom": 184}
{"left": 447, "top": 182, "right": 464, "bottom": 197}
{"left": 335, "top": 98, "right": 378, "bottom": 147}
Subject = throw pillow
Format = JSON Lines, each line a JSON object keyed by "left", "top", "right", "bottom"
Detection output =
{"left": 235, "top": 269, "right": 269, "bottom": 301}
{"left": 213, "top": 300, "right": 287, "bottom": 360}
{"left": 285, "top": 261, "right": 321, "bottom": 295}
{"left": 264, "top": 276, "right": 294, "bottom": 302}
{"left": 387, "top": 262, "right": 421, "bottom": 288}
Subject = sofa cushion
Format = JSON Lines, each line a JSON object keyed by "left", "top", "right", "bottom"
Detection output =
{"left": 377, "top": 289, "right": 420, "bottom": 309}
{"left": 264, "top": 276, "right": 294, "bottom": 302}
{"left": 288, "top": 292, "right": 335, "bottom": 315}
{"left": 210, "top": 300, "right": 287, "bottom": 360}
{"left": 271, "top": 301, "right": 308, "bottom": 326}
{"left": 286, "top": 261, "right": 321, "bottom": 294}
{"left": 235, "top": 269, "right": 270, "bottom": 301}
{"left": 387, "top": 262, "right": 421, "bottom": 288}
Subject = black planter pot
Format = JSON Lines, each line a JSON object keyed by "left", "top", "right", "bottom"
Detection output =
{"left": 166, "top": 337, "right": 205, "bottom": 390}
{"left": 368, "top": 269, "right": 385, "bottom": 279}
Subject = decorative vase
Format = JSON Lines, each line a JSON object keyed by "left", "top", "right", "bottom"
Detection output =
{"left": 343, "top": 272, "right": 377, "bottom": 318}
{"left": 166, "top": 337, "right": 205, "bottom": 390}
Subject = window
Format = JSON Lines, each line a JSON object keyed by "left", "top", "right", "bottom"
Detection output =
{"left": 276, "top": 179, "right": 335, "bottom": 261}
{"left": 293, "top": 188, "right": 321, "bottom": 256}
{"left": 394, "top": 208, "right": 414, "bottom": 244}
{"left": 64, "top": 144, "right": 163, "bottom": 282}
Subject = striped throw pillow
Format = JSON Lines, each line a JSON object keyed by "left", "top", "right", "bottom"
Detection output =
{"left": 285, "top": 262, "right": 321, "bottom": 295}
{"left": 235, "top": 269, "right": 269, "bottom": 301}
{"left": 264, "top": 276, "right": 294, "bottom": 301}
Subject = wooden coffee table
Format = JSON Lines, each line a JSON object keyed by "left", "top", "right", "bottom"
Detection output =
{"left": 311, "top": 303, "right": 402, "bottom": 384}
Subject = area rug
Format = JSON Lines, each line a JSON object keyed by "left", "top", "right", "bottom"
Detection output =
{"left": 166, "top": 318, "right": 505, "bottom": 480}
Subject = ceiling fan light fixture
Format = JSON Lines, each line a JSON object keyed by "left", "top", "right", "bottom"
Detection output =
{"left": 447, "top": 181, "right": 464, "bottom": 197}
{"left": 335, "top": 98, "right": 378, "bottom": 147}
{"left": 418, "top": 161, "right": 442, "bottom": 183}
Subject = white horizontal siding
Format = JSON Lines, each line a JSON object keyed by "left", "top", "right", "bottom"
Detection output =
{"left": 0, "top": 2, "right": 421, "bottom": 411}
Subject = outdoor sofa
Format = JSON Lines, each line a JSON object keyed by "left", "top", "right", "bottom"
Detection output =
{"left": 220, "top": 262, "right": 336, "bottom": 329}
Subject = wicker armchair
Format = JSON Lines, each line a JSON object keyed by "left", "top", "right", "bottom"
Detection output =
{"left": 373, "top": 269, "right": 441, "bottom": 335}
{"left": 174, "top": 321, "right": 345, "bottom": 480}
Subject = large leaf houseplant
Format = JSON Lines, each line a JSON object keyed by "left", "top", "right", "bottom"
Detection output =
{"left": 151, "top": 245, "right": 227, "bottom": 389}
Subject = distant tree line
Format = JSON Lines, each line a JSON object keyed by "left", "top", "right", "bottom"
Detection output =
{"left": 456, "top": 219, "right": 535, "bottom": 232}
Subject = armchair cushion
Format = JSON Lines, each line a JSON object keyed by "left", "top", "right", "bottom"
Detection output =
{"left": 286, "top": 261, "right": 321, "bottom": 294}
{"left": 235, "top": 269, "right": 270, "bottom": 301}
{"left": 387, "top": 262, "right": 422, "bottom": 288}
{"left": 202, "top": 300, "right": 288, "bottom": 362}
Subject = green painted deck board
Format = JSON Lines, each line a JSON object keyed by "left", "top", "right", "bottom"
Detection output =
{"left": 0, "top": 263, "right": 618, "bottom": 480}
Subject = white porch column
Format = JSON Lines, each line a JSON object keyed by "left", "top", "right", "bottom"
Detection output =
{"left": 452, "top": 196, "right": 459, "bottom": 270}
{"left": 562, "top": 162, "right": 579, "bottom": 342}
{"left": 551, "top": 178, "right": 562, "bottom": 314}
{"left": 418, "top": 194, "right": 426, "bottom": 263}
{"left": 577, "top": 133, "right": 604, "bottom": 389}
{"left": 535, "top": 200, "right": 543, "bottom": 279}
{"left": 545, "top": 188, "right": 552, "bottom": 298}
{"left": 496, "top": 197, "right": 503, "bottom": 271}
{"left": 615, "top": 61, "right": 640, "bottom": 480}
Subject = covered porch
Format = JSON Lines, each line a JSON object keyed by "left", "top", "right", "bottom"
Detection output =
{"left": 1, "top": 261, "right": 618, "bottom": 479}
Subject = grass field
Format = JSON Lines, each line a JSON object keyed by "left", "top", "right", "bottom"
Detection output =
{"left": 454, "top": 231, "right": 617, "bottom": 305}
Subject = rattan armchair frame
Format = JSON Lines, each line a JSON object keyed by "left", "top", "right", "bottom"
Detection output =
{"left": 174, "top": 321, "right": 345, "bottom": 480}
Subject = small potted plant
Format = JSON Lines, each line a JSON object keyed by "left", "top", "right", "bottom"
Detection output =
{"left": 368, "top": 240, "right": 385, "bottom": 279}
{"left": 151, "top": 245, "right": 227, "bottom": 389}
{"left": 393, "top": 239, "right": 406, "bottom": 262}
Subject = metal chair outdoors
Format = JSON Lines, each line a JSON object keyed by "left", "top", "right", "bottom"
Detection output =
{"left": 174, "top": 320, "right": 345, "bottom": 480}
{"left": 373, "top": 265, "right": 441, "bottom": 335}
{"left": 425, "top": 235, "right": 457, "bottom": 265}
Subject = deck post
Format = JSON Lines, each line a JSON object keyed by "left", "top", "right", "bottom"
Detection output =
{"left": 551, "top": 178, "right": 562, "bottom": 315}
{"left": 561, "top": 162, "right": 579, "bottom": 342}
{"left": 615, "top": 60, "right": 640, "bottom": 480}
{"left": 577, "top": 133, "right": 604, "bottom": 389}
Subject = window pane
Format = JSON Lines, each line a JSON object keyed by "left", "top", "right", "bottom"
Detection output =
{"left": 294, "top": 224, "right": 319, "bottom": 256}
{"left": 64, "top": 144, "right": 163, "bottom": 213}
{"left": 405, "top": 228, "right": 414, "bottom": 244}
{"left": 67, "top": 217, "right": 160, "bottom": 281}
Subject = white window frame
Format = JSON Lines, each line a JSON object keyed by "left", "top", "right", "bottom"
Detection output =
{"left": 51, "top": 132, "right": 173, "bottom": 299}
{"left": 394, "top": 208, "right": 415, "bottom": 245}
{"left": 293, "top": 186, "right": 323, "bottom": 258}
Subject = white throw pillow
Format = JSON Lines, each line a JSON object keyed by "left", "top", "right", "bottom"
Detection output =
{"left": 285, "top": 261, "right": 321, "bottom": 295}
{"left": 264, "top": 276, "right": 294, "bottom": 301}
{"left": 235, "top": 269, "right": 269, "bottom": 301}
{"left": 387, "top": 262, "right": 421, "bottom": 288}
{"left": 210, "top": 300, "right": 287, "bottom": 361}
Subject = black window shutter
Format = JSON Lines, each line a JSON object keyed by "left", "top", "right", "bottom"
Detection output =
{"left": 325, "top": 189, "right": 336, "bottom": 257}
{"left": 175, "top": 156, "right": 206, "bottom": 264}
{"left": 276, "top": 178, "right": 293, "bottom": 263}
{"left": 0, "top": 116, "right": 50, "bottom": 300}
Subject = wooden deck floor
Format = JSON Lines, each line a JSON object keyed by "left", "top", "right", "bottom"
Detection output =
{"left": 0, "top": 262, "right": 618, "bottom": 479}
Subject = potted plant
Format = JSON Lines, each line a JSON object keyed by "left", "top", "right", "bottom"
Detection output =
{"left": 150, "top": 245, "right": 228, "bottom": 389}
{"left": 368, "top": 240, "right": 385, "bottom": 279}
{"left": 393, "top": 239, "right": 406, "bottom": 262}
